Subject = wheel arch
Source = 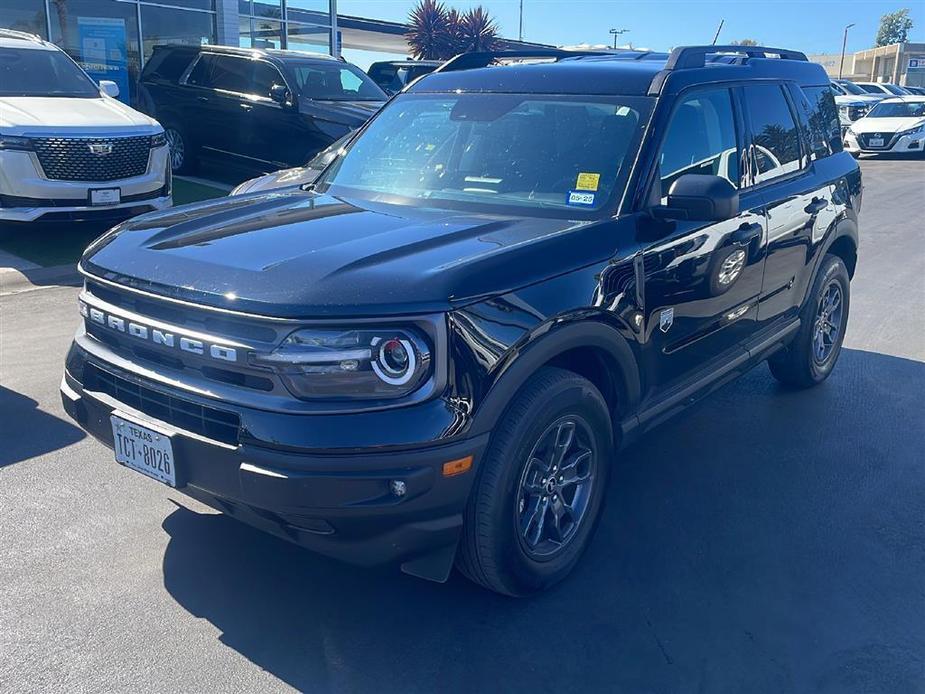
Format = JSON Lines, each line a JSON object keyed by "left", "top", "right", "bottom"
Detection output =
{"left": 468, "top": 319, "right": 641, "bottom": 445}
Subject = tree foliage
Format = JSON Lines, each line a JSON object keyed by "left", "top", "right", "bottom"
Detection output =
{"left": 875, "top": 9, "right": 914, "bottom": 47}
{"left": 406, "top": 1, "right": 500, "bottom": 60}
{"left": 731, "top": 39, "right": 759, "bottom": 46}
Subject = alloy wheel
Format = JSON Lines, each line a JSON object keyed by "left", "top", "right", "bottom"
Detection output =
{"left": 515, "top": 416, "right": 596, "bottom": 559}
{"left": 812, "top": 281, "right": 843, "bottom": 364}
{"left": 165, "top": 128, "right": 185, "bottom": 171}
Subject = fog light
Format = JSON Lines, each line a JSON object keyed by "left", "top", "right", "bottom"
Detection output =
{"left": 390, "top": 480, "right": 407, "bottom": 497}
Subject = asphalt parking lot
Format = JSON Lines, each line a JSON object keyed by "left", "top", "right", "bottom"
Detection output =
{"left": 1, "top": 156, "right": 923, "bottom": 693}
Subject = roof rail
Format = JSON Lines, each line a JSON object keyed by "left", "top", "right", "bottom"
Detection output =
{"left": 434, "top": 48, "right": 603, "bottom": 73}
{"left": 665, "top": 44, "right": 808, "bottom": 70}
{"left": 0, "top": 28, "right": 43, "bottom": 42}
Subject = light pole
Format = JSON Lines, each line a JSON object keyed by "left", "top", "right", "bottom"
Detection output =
{"left": 839, "top": 23, "right": 855, "bottom": 79}
{"left": 519, "top": 0, "right": 523, "bottom": 42}
{"left": 610, "top": 28, "right": 629, "bottom": 50}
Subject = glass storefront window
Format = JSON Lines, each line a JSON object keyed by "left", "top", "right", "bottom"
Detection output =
{"left": 253, "top": 0, "right": 282, "bottom": 20}
{"left": 239, "top": 17, "right": 253, "bottom": 48}
{"left": 286, "top": 23, "right": 329, "bottom": 55}
{"left": 251, "top": 18, "right": 282, "bottom": 49}
{"left": 0, "top": 0, "right": 47, "bottom": 38}
{"left": 149, "top": 0, "right": 214, "bottom": 11}
{"left": 287, "top": 2, "right": 329, "bottom": 27}
{"left": 49, "top": 0, "right": 141, "bottom": 104}
{"left": 140, "top": 5, "right": 214, "bottom": 62}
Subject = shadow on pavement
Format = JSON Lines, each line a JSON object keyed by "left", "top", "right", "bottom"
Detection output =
{"left": 160, "top": 348, "right": 925, "bottom": 693}
{"left": 0, "top": 385, "right": 86, "bottom": 467}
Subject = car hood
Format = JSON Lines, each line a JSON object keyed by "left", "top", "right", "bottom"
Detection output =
{"left": 298, "top": 98, "right": 383, "bottom": 127}
{"left": 0, "top": 96, "right": 159, "bottom": 134}
{"left": 851, "top": 116, "right": 924, "bottom": 134}
{"left": 833, "top": 95, "right": 882, "bottom": 106}
{"left": 81, "top": 190, "right": 615, "bottom": 318}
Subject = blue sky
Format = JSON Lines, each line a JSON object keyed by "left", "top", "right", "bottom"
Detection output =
{"left": 339, "top": 0, "right": 925, "bottom": 55}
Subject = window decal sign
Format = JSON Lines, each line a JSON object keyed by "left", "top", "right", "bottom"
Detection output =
{"left": 77, "top": 17, "right": 130, "bottom": 104}
{"left": 575, "top": 172, "right": 601, "bottom": 191}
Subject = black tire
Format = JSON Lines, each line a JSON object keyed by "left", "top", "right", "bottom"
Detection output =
{"left": 163, "top": 124, "right": 198, "bottom": 175}
{"left": 456, "top": 367, "right": 613, "bottom": 596}
{"left": 768, "top": 254, "right": 850, "bottom": 388}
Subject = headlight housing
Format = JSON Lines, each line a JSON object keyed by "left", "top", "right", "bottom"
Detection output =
{"left": 0, "top": 134, "right": 32, "bottom": 151}
{"left": 250, "top": 326, "right": 432, "bottom": 400}
{"left": 900, "top": 122, "right": 925, "bottom": 136}
{"left": 150, "top": 131, "right": 167, "bottom": 148}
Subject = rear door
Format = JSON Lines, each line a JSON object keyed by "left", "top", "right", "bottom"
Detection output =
{"left": 640, "top": 86, "right": 769, "bottom": 395}
{"left": 741, "top": 83, "right": 837, "bottom": 328}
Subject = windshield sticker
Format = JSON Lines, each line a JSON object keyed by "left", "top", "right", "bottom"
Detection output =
{"left": 575, "top": 173, "right": 601, "bottom": 191}
{"left": 567, "top": 190, "right": 596, "bottom": 206}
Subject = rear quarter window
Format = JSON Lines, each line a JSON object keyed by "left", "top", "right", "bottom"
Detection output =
{"left": 143, "top": 49, "right": 196, "bottom": 83}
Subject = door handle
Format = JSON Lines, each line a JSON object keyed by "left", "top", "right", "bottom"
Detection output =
{"left": 731, "top": 222, "right": 762, "bottom": 245}
{"left": 804, "top": 197, "right": 828, "bottom": 214}
{"left": 196, "top": 96, "right": 208, "bottom": 103}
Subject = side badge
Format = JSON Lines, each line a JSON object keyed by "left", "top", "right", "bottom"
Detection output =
{"left": 659, "top": 307, "right": 674, "bottom": 333}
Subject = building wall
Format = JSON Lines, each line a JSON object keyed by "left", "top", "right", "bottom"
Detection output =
{"left": 852, "top": 42, "right": 925, "bottom": 87}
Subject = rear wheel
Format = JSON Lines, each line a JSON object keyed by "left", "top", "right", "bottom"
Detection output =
{"left": 768, "top": 254, "right": 850, "bottom": 388}
{"left": 456, "top": 367, "right": 612, "bottom": 596}
{"left": 163, "top": 125, "right": 197, "bottom": 175}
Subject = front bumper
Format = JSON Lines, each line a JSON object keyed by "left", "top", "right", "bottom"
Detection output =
{"left": 843, "top": 129, "right": 925, "bottom": 154}
{"left": 60, "top": 344, "right": 488, "bottom": 581}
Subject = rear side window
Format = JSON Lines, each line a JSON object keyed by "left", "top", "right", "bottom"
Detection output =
{"left": 658, "top": 88, "right": 740, "bottom": 196}
{"left": 209, "top": 55, "right": 251, "bottom": 93}
{"left": 143, "top": 49, "right": 195, "bottom": 83}
{"left": 186, "top": 54, "right": 216, "bottom": 87}
{"left": 800, "top": 86, "right": 842, "bottom": 159}
{"left": 743, "top": 84, "right": 803, "bottom": 184}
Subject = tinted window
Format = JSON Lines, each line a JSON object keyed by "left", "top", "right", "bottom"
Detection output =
{"left": 858, "top": 84, "right": 883, "bottom": 94}
{"left": 186, "top": 53, "right": 215, "bottom": 86}
{"left": 801, "top": 86, "right": 842, "bottom": 159}
{"left": 143, "top": 49, "right": 196, "bottom": 82}
{"left": 743, "top": 84, "right": 803, "bottom": 184}
{"left": 867, "top": 100, "right": 925, "bottom": 118}
{"left": 659, "top": 88, "right": 740, "bottom": 194}
{"left": 252, "top": 61, "right": 285, "bottom": 98}
{"left": 288, "top": 61, "right": 385, "bottom": 101}
{"left": 0, "top": 47, "right": 99, "bottom": 97}
{"left": 209, "top": 55, "right": 251, "bottom": 93}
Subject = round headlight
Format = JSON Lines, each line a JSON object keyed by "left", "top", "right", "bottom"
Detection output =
{"left": 372, "top": 336, "right": 416, "bottom": 385}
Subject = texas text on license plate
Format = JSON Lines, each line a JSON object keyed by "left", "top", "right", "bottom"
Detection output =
{"left": 110, "top": 413, "right": 176, "bottom": 486}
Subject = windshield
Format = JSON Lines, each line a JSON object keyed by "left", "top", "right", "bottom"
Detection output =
{"left": 884, "top": 84, "right": 908, "bottom": 95}
{"left": 0, "top": 47, "right": 99, "bottom": 98}
{"left": 867, "top": 100, "right": 925, "bottom": 118}
{"left": 858, "top": 84, "right": 885, "bottom": 94}
{"left": 317, "top": 93, "right": 651, "bottom": 218}
{"left": 837, "top": 81, "right": 867, "bottom": 96}
{"left": 287, "top": 61, "right": 385, "bottom": 101}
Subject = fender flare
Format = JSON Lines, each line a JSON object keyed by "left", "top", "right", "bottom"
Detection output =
{"left": 813, "top": 215, "right": 859, "bottom": 281}
{"left": 467, "top": 319, "right": 641, "bottom": 439}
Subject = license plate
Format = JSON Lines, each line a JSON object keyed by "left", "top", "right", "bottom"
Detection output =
{"left": 110, "top": 414, "right": 176, "bottom": 486}
{"left": 90, "top": 188, "right": 120, "bottom": 206}
{"left": 868, "top": 137, "right": 885, "bottom": 147}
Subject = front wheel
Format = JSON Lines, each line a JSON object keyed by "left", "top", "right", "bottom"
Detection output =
{"left": 768, "top": 254, "right": 850, "bottom": 388}
{"left": 456, "top": 367, "right": 613, "bottom": 596}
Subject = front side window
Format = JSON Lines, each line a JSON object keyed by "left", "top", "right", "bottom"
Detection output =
{"left": 0, "top": 47, "right": 100, "bottom": 98}
{"left": 743, "top": 84, "right": 803, "bottom": 184}
{"left": 658, "top": 88, "right": 740, "bottom": 196}
{"left": 287, "top": 61, "right": 385, "bottom": 101}
{"left": 209, "top": 55, "right": 251, "bottom": 93}
{"left": 318, "top": 93, "right": 651, "bottom": 218}
{"left": 252, "top": 62, "right": 286, "bottom": 98}
{"left": 186, "top": 54, "right": 215, "bottom": 87}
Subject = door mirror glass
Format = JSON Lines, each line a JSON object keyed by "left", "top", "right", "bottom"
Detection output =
{"left": 98, "top": 80, "right": 120, "bottom": 98}
{"left": 269, "top": 83, "right": 289, "bottom": 105}
{"left": 663, "top": 173, "right": 739, "bottom": 221}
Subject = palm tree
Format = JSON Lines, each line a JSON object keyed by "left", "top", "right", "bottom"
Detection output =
{"left": 458, "top": 6, "right": 500, "bottom": 53}
{"left": 406, "top": 0, "right": 456, "bottom": 60}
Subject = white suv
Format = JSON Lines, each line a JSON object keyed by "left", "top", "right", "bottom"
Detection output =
{"left": 0, "top": 30, "right": 171, "bottom": 223}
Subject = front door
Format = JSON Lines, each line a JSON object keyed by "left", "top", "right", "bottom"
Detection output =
{"left": 639, "top": 86, "right": 768, "bottom": 396}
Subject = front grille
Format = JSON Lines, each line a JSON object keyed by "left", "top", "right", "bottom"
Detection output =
{"left": 858, "top": 133, "right": 897, "bottom": 150}
{"left": 84, "top": 363, "right": 241, "bottom": 445}
{"left": 32, "top": 136, "right": 151, "bottom": 181}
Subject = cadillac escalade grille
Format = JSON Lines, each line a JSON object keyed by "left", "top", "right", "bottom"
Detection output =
{"left": 33, "top": 136, "right": 151, "bottom": 181}
{"left": 84, "top": 364, "right": 241, "bottom": 445}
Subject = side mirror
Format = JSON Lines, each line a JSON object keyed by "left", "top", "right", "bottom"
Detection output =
{"left": 99, "top": 80, "right": 120, "bottom": 98}
{"left": 662, "top": 174, "right": 739, "bottom": 221}
{"left": 269, "top": 84, "right": 290, "bottom": 105}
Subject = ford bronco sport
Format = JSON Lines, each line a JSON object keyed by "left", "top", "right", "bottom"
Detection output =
{"left": 62, "top": 46, "right": 861, "bottom": 596}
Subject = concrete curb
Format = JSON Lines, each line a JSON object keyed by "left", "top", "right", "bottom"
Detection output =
{"left": 0, "top": 264, "right": 82, "bottom": 297}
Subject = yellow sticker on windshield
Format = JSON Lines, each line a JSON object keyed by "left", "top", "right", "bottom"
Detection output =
{"left": 576, "top": 173, "right": 601, "bottom": 191}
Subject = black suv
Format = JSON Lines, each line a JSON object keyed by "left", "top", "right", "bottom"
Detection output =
{"left": 137, "top": 45, "right": 386, "bottom": 174}
{"left": 63, "top": 46, "right": 861, "bottom": 596}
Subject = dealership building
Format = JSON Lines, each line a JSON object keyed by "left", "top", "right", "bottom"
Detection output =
{"left": 808, "top": 42, "right": 925, "bottom": 87}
